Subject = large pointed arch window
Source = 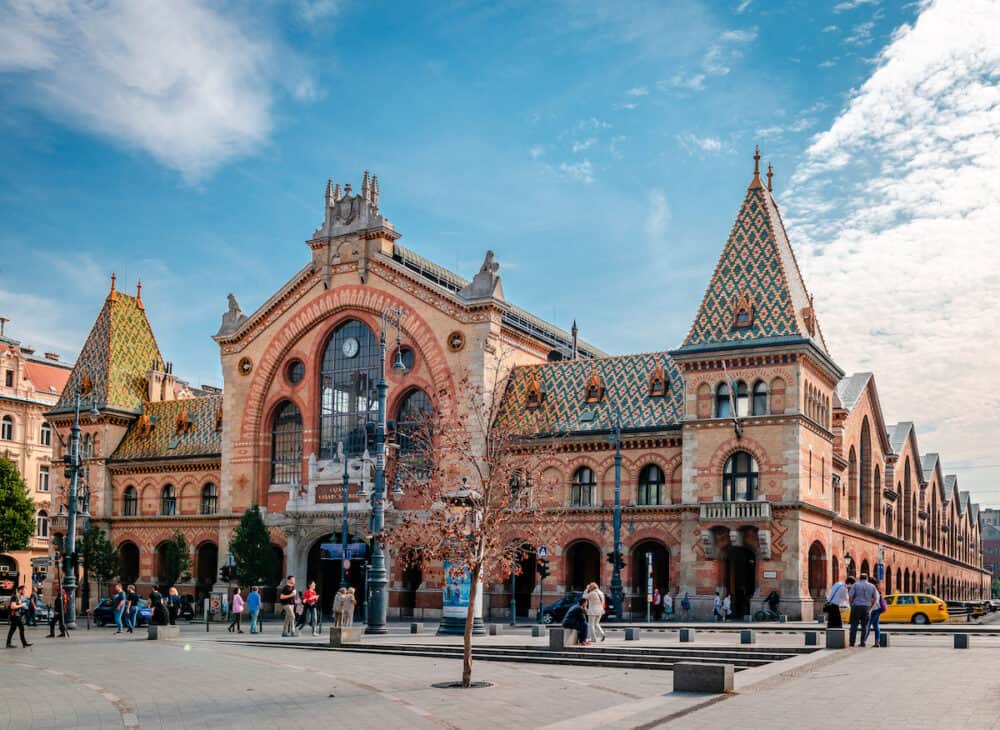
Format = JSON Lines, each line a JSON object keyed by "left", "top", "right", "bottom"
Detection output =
{"left": 271, "top": 401, "right": 303, "bottom": 485}
{"left": 319, "top": 320, "right": 379, "bottom": 458}
{"left": 723, "top": 451, "right": 759, "bottom": 501}
{"left": 396, "top": 388, "right": 433, "bottom": 479}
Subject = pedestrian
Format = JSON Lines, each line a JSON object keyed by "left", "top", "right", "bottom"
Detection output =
{"left": 848, "top": 573, "right": 878, "bottom": 647}
{"left": 332, "top": 588, "right": 346, "bottom": 628}
{"left": 279, "top": 576, "right": 297, "bottom": 637}
{"left": 722, "top": 594, "right": 732, "bottom": 622}
{"left": 228, "top": 587, "right": 244, "bottom": 633}
{"left": 680, "top": 592, "right": 691, "bottom": 621}
{"left": 868, "top": 578, "right": 886, "bottom": 648}
{"left": 5, "top": 586, "right": 32, "bottom": 648}
{"left": 341, "top": 587, "right": 357, "bottom": 627}
{"left": 112, "top": 583, "right": 127, "bottom": 634}
{"left": 167, "top": 587, "right": 181, "bottom": 625}
{"left": 713, "top": 591, "right": 722, "bottom": 621}
{"left": 125, "top": 584, "right": 140, "bottom": 634}
{"left": 562, "top": 597, "right": 590, "bottom": 645}
{"left": 652, "top": 588, "right": 662, "bottom": 621}
{"left": 824, "top": 576, "right": 849, "bottom": 628}
{"left": 663, "top": 591, "right": 673, "bottom": 621}
{"left": 149, "top": 588, "right": 167, "bottom": 626}
{"left": 303, "top": 581, "right": 320, "bottom": 636}
{"left": 582, "top": 582, "right": 606, "bottom": 642}
{"left": 27, "top": 588, "right": 38, "bottom": 627}
{"left": 47, "top": 586, "right": 67, "bottom": 638}
{"left": 247, "top": 586, "right": 261, "bottom": 634}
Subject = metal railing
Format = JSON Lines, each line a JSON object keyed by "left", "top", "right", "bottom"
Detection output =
{"left": 699, "top": 500, "right": 772, "bottom": 522}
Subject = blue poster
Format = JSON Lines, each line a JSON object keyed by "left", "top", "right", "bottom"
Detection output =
{"left": 442, "top": 561, "right": 472, "bottom": 618}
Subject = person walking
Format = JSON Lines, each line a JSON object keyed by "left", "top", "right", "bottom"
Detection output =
{"left": 332, "top": 588, "right": 346, "bottom": 627}
{"left": 825, "top": 576, "right": 850, "bottom": 629}
{"left": 341, "top": 587, "right": 357, "bottom": 627}
{"left": 680, "top": 592, "right": 691, "bottom": 621}
{"left": 302, "top": 581, "right": 320, "bottom": 636}
{"left": 111, "top": 583, "right": 127, "bottom": 634}
{"left": 5, "top": 587, "right": 32, "bottom": 648}
{"left": 167, "top": 587, "right": 181, "bottom": 625}
{"left": 27, "top": 588, "right": 38, "bottom": 627}
{"left": 582, "top": 582, "right": 606, "bottom": 642}
{"left": 246, "top": 586, "right": 261, "bottom": 634}
{"left": 662, "top": 591, "right": 673, "bottom": 621}
{"left": 228, "top": 588, "right": 244, "bottom": 633}
{"left": 279, "top": 576, "right": 297, "bottom": 637}
{"left": 652, "top": 588, "right": 662, "bottom": 621}
{"left": 713, "top": 591, "right": 722, "bottom": 621}
{"left": 848, "top": 574, "right": 878, "bottom": 647}
{"left": 721, "top": 594, "right": 732, "bottom": 622}
{"left": 562, "top": 597, "right": 590, "bottom": 645}
{"left": 47, "top": 586, "right": 67, "bottom": 638}
{"left": 124, "top": 584, "right": 140, "bottom": 634}
{"left": 868, "top": 578, "right": 886, "bottom": 648}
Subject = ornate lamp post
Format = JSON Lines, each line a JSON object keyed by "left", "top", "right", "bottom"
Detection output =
{"left": 365, "top": 305, "right": 406, "bottom": 634}
{"left": 336, "top": 442, "right": 350, "bottom": 589}
{"left": 609, "top": 411, "right": 624, "bottom": 622}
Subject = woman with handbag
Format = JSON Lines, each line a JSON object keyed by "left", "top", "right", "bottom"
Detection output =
{"left": 868, "top": 578, "right": 886, "bottom": 647}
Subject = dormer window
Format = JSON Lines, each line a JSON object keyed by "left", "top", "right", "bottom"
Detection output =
{"left": 175, "top": 411, "right": 193, "bottom": 435}
{"left": 136, "top": 413, "right": 155, "bottom": 438}
{"left": 525, "top": 375, "right": 544, "bottom": 409}
{"left": 648, "top": 364, "right": 667, "bottom": 398}
{"left": 732, "top": 292, "right": 754, "bottom": 329}
{"left": 584, "top": 371, "right": 604, "bottom": 403}
{"left": 214, "top": 407, "right": 223, "bottom": 431}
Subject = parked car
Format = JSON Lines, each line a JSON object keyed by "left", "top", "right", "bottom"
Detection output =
{"left": 989, "top": 598, "right": 1000, "bottom": 612}
{"left": 540, "top": 592, "right": 612, "bottom": 624}
{"left": 840, "top": 592, "right": 949, "bottom": 624}
{"left": 92, "top": 597, "right": 152, "bottom": 627}
{"left": 33, "top": 599, "right": 53, "bottom": 623}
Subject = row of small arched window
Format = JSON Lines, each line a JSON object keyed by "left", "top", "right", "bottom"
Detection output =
{"left": 120, "top": 483, "right": 218, "bottom": 516}
{"left": 566, "top": 451, "right": 760, "bottom": 507}
{"left": 714, "top": 381, "right": 769, "bottom": 419}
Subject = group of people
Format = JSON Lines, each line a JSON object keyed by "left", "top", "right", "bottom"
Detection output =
{"left": 561, "top": 582, "right": 607, "bottom": 645}
{"left": 275, "top": 576, "right": 357, "bottom": 637}
{"left": 110, "top": 582, "right": 186, "bottom": 632}
{"left": 824, "top": 573, "right": 886, "bottom": 647}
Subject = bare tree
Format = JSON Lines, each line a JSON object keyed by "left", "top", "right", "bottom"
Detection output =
{"left": 385, "top": 353, "right": 564, "bottom": 688}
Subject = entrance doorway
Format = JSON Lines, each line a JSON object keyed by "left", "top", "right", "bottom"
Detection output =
{"left": 196, "top": 542, "right": 218, "bottom": 601}
{"left": 629, "top": 540, "right": 669, "bottom": 617}
{"left": 505, "top": 545, "right": 537, "bottom": 618}
{"left": 118, "top": 542, "right": 139, "bottom": 588}
{"left": 564, "top": 541, "right": 600, "bottom": 592}
{"left": 807, "top": 541, "right": 827, "bottom": 600}
{"left": 306, "top": 534, "right": 367, "bottom": 621}
{"left": 724, "top": 546, "right": 756, "bottom": 619}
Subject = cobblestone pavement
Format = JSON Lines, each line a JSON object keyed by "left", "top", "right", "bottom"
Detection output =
{"left": 1, "top": 622, "right": 998, "bottom": 729}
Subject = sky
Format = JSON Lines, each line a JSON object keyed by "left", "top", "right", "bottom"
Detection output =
{"left": 1, "top": 0, "right": 998, "bottom": 505}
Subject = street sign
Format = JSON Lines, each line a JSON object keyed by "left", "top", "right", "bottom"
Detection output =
{"left": 31, "top": 557, "right": 51, "bottom": 567}
{"left": 537, "top": 545, "right": 548, "bottom": 558}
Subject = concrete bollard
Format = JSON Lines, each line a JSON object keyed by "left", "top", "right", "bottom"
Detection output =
{"left": 878, "top": 633, "right": 889, "bottom": 647}
{"left": 410, "top": 623, "right": 422, "bottom": 634}
{"left": 148, "top": 625, "right": 180, "bottom": 640}
{"left": 825, "top": 628, "right": 847, "bottom": 649}
{"left": 817, "top": 617, "right": 826, "bottom": 624}
{"left": 488, "top": 623, "right": 503, "bottom": 636}
{"left": 549, "top": 628, "right": 579, "bottom": 650}
{"left": 329, "top": 627, "right": 364, "bottom": 647}
{"left": 680, "top": 628, "right": 696, "bottom": 642}
{"left": 673, "top": 662, "right": 734, "bottom": 693}
{"left": 742, "top": 615, "right": 752, "bottom": 623}
{"left": 804, "top": 631, "right": 818, "bottom": 646}
{"left": 954, "top": 633, "right": 969, "bottom": 649}
{"left": 740, "top": 629, "right": 755, "bottom": 644}
{"left": 778, "top": 615, "right": 788, "bottom": 623}
{"left": 624, "top": 627, "right": 641, "bottom": 641}
{"left": 531, "top": 625, "right": 545, "bottom": 637}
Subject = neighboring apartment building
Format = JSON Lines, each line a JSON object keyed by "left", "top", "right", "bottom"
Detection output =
{"left": 0, "top": 328, "right": 72, "bottom": 599}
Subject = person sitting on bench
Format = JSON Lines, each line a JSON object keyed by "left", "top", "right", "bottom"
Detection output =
{"left": 562, "top": 597, "right": 590, "bottom": 646}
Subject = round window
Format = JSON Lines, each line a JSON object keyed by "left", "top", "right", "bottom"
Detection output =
{"left": 286, "top": 359, "right": 305, "bottom": 385}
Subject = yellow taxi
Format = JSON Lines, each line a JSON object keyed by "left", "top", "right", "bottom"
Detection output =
{"left": 840, "top": 592, "right": 948, "bottom": 624}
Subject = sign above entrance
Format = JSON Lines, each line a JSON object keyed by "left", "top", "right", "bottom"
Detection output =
{"left": 320, "top": 542, "right": 368, "bottom": 560}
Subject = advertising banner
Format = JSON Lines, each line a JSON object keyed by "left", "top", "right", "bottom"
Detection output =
{"left": 442, "top": 560, "right": 482, "bottom": 620}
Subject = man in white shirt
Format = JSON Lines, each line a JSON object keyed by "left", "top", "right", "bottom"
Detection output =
{"left": 825, "top": 577, "right": 851, "bottom": 629}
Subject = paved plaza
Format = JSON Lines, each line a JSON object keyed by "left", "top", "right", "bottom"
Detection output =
{"left": 2, "top": 619, "right": 999, "bottom": 729}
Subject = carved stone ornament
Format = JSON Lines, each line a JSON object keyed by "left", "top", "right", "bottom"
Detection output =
{"left": 758, "top": 529, "right": 772, "bottom": 560}
{"left": 701, "top": 529, "right": 716, "bottom": 560}
{"left": 459, "top": 250, "right": 505, "bottom": 301}
{"left": 216, "top": 293, "right": 249, "bottom": 337}
{"left": 313, "top": 172, "right": 395, "bottom": 240}
{"left": 238, "top": 357, "right": 253, "bottom": 376}
{"left": 446, "top": 331, "right": 465, "bottom": 352}
{"left": 649, "top": 363, "right": 667, "bottom": 397}
{"left": 729, "top": 529, "right": 743, "bottom": 547}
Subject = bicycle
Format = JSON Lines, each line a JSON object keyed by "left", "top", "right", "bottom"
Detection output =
{"left": 752, "top": 598, "right": 781, "bottom": 622}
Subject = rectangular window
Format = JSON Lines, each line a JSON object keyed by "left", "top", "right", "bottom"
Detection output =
{"left": 38, "top": 466, "right": 49, "bottom": 492}
{"left": 4, "top": 370, "right": 12, "bottom": 387}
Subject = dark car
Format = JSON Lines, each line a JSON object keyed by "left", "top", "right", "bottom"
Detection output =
{"left": 541, "top": 592, "right": 613, "bottom": 624}
{"left": 92, "top": 597, "right": 152, "bottom": 627}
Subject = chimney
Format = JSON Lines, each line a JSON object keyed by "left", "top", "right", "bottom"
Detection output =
{"left": 146, "top": 358, "right": 164, "bottom": 403}
{"left": 162, "top": 361, "right": 177, "bottom": 402}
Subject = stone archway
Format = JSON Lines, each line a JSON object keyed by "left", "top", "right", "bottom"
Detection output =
{"left": 723, "top": 545, "right": 756, "bottom": 619}
{"left": 118, "top": 542, "right": 140, "bottom": 588}
{"left": 629, "top": 540, "right": 670, "bottom": 617}
{"left": 808, "top": 541, "right": 827, "bottom": 600}
{"left": 195, "top": 542, "right": 218, "bottom": 601}
{"left": 306, "top": 532, "right": 367, "bottom": 620}
{"left": 564, "top": 541, "right": 600, "bottom": 592}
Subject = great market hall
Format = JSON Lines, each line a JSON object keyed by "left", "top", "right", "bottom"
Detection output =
{"left": 44, "top": 154, "right": 991, "bottom": 621}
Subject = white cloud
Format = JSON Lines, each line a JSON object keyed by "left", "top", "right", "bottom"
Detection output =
{"left": 819, "top": 59, "right": 838, "bottom": 68}
{"left": 529, "top": 145, "right": 545, "bottom": 159}
{"left": 660, "top": 72, "right": 707, "bottom": 91}
{"left": 576, "top": 117, "right": 611, "bottom": 131}
{"left": 677, "top": 132, "right": 723, "bottom": 153}
{"left": 736, "top": 0, "right": 753, "bottom": 14}
{"left": 558, "top": 160, "right": 594, "bottom": 183}
{"left": 822, "top": 24, "right": 840, "bottom": 32}
{"left": 609, "top": 135, "right": 626, "bottom": 160}
{"left": 644, "top": 189, "right": 670, "bottom": 241}
{"left": 719, "top": 28, "right": 757, "bottom": 43}
{"left": 844, "top": 20, "right": 876, "bottom": 45}
{"left": 701, "top": 27, "right": 757, "bottom": 77}
{"left": 297, "top": 0, "right": 340, "bottom": 23}
{"left": 626, "top": 86, "right": 649, "bottom": 96}
{"left": 572, "top": 137, "right": 597, "bottom": 153}
{"left": 834, "top": 0, "right": 879, "bottom": 12}
{"left": 0, "top": 0, "right": 311, "bottom": 182}
{"left": 614, "top": 102, "right": 639, "bottom": 110}
{"left": 785, "top": 0, "right": 1000, "bottom": 504}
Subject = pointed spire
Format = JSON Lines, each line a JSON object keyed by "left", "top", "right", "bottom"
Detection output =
{"left": 344, "top": 182, "right": 352, "bottom": 196}
{"left": 571, "top": 319, "right": 579, "bottom": 360}
{"left": 325, "top": 178, "right": 334, "bottom": 207}
{"left": 766, "top": 162, "right": 774, "bottom": 192}
{"left": 371, "top": 175, "right": 379, "bottom": 213}
{"left": 108, "top": 272, "right": 118, "bottom": 302}
{"left": 135, "top": 279, "right": 144, "bottom": 309}
{"left": 749, "top": 145, "right": 763, "bottom": 189}
{"left": 334, "top": 182, "right": 341, "bottom": 200}
{"left": 362, "top": 170, "right": 371, "bottom": 201}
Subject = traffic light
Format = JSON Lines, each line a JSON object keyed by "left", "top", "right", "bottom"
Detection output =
{"left": 606, "top": 552, "right": 626, "bottom": 570}
{"left": 219, "top": 565, "right": 233, "bottom": 582}
{"left": 536, "top": 559, "right": 550, "bottom": 579}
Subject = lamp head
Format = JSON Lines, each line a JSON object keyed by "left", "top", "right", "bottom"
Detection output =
{"left": 392, "top": 347, "right": 407, "bottom": 373}
{"left": 87, "top": 404, "right": 101, "bottom": 423}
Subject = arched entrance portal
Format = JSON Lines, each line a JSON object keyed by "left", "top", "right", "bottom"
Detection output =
{"left": 724, "top": 546, "right": 756, "bottom": 619}
{"left": 118, "top": 542, "right": 140, "bottom": 588}
{"left": 306, "top": 534, "right": 367, "bottom": 621}
{"left": 629, "top": 540, "right": 669, "bottom": 617}
{"left": 505, "top": 545, "right": 537, "bottom": 619}
{"left": 400, "top": 558, "right": 422, "bottom": 619}
{"left": 196, "top": 542, "right": 218, "bottom": 602}
{"left": 807, "top": 541, "right": 827, "bottom": 601}
{"left": 565, "top": 541, "right": 600, "bottom": 592}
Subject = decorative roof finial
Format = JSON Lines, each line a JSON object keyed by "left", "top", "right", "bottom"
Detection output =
{"left": 749, "top": 145, "right": 763, "bottom": 190}
{"left": 344, "top": 182, "right": 352, "bottom": 196}
{"left": 136, "top": 279, "right": 143, "bottom": 309}
{"left": 325, "top": 178, "right": 334, "bottom": 207}
{"left": 371, "top": 175, "right": 380, "bottom": 213}
{"left": 766, "top": 162, "right": 773, "bottom": 192}
{"left": 362, "top": 170, "right": 371, "bottom": 201}
{"left": 108, "top": 272, "right": 118, "bottom": 302}
{"left": 571, "top": 319, "right": 579, "bottom": 360}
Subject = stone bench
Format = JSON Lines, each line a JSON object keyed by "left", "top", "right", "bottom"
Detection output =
{"left": 679, "top": 628, "right": 696, "bottom": 642}
{"left": 147, "top": 625, "right": 180, "bottom": 640}
{"left": 624, "top": 628, "right": 641, "bottom": 641}
{"left": 740, "top": 629, "right": 755, "bottom": 644}
{"left": 548, "top": 628, "right": 580, "bottom": 650}
{"left": 329, "top": 627, "right": 364, "bottom": 647}
{"left": 531, "top": 625, "right": 546, "bottom": 637}
{"left": 673, "top": 662, "right": 734, "bottom": 693}
{"left": 825, "top": 628, "right": 846, "bottom": 649}
{"left": 409, "top": 623, "right": 422, "bottom": 634}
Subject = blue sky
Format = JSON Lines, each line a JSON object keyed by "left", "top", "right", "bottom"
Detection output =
{"left": 2, "top": 0, "right": 999, "bottom": 504}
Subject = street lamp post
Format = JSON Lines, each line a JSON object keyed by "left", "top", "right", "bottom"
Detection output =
{"left": 610, "top": 412, "right": 624, "bottom": 622}
{"left": 339, "top": 442, "right": 350, "bottom": 589}
{"left": 366, "top": 305, "right": 406, "bottom": 634}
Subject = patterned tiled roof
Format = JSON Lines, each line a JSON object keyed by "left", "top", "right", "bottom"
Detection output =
{"left": 678, "top": 177, "right": 828, "bottom": 354}
{"left": 498, "top": 353, "right": 683, "bottom": 436}
{"left": 52, "top": 291, "right": 162, "bottom": 414}
{"left": 110, "top": 395, "right": 223, "bottom": 461}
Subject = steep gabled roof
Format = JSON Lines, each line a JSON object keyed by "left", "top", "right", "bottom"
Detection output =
{"left": 678, "top": 154, "right": 828, "bottom": 356}
{"left": 836, "top": 373, "right": 872, "bottom": 411}
{"left": 922, "top": 453, "right": 941, "bottom": 482}
{"left": 51, "top": 284, "right": 162, "bottom": 415}
{"left": 110, "top": 395, "right": 223, "bottom": 462}
{"left": 888, "top": 422, "right": 914, "bottom": 455}
{"left": 498, "top": 352, "right": 683, "bottom": 437}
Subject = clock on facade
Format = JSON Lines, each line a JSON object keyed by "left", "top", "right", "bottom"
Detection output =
{"left": 341, "top": 337, "right": 360, "bottom": 358}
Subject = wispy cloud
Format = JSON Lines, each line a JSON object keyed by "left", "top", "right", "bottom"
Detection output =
{"left": 572, "top": 137, "right": 597, "bottom": 153}
{"left": 626, "top": 86, "right": 649, "bottom": 96}
{"left": 785, "top": 0, "right": 1000, "bottom": 503}
{"left": 0, "top": 0, "right": 314, "bottom": 182}
{"left": 644, "top": 189, "right": 670, "bottom": 241}
{"left": 297, "top": 0, "right": 341, "bottom": 24}
{"left": 659, "top": 72, "right": 706, "bottom": 91}
{"left": 735, "top": 0, "right": 753, "bottom": 14}
{"left": 844, "top": 20, "right": 876, "bottom": 45}
{"left": 558, "top": 160, "right": 594, "bottom": 183}
{"left": 822, "top": 24, "right": 840, "bottom": 32}
{"left": 833, "top": 0, "right": 879, "bottom": 12}
{"left": 529, "top": 145, "right": 545, "bottom": 159}
{"left": 676, "top": 132, "right": 724, "bottom": 153}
